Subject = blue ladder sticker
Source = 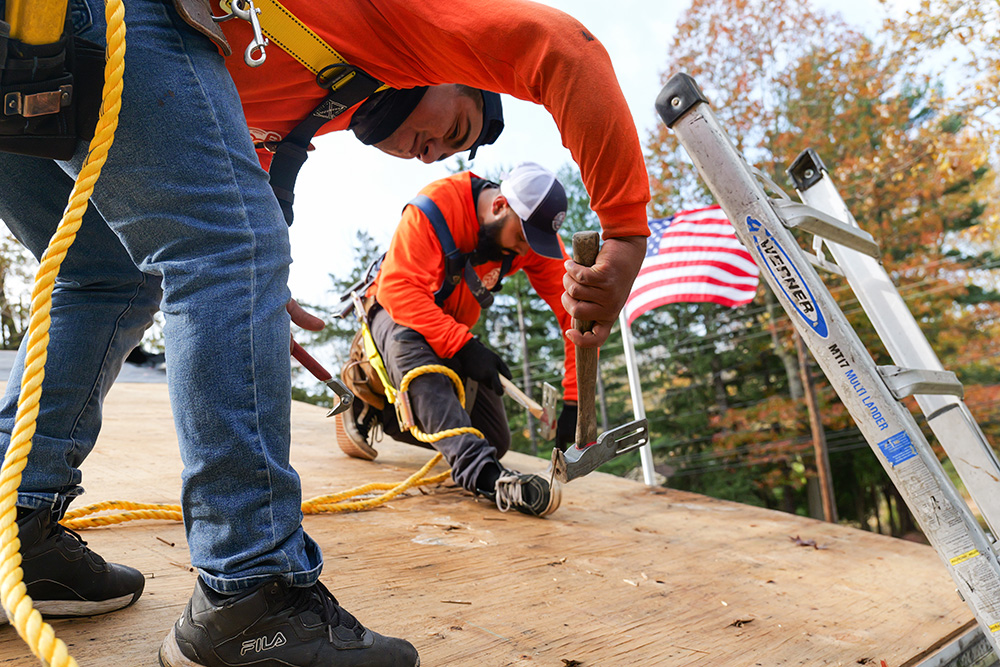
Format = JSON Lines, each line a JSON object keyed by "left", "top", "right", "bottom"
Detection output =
{"left": 877, "top": 430, "right": 917, "bottom": 467}
{"left": 748, "top": 218, "right": 829, "bottom": 338}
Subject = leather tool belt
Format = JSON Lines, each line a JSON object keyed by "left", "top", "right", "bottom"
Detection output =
{"left": 0, "top": 0, "right": 229, "bottom": 160}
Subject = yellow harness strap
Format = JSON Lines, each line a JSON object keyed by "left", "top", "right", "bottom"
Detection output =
{"left": 219, "top": 0, "right": 388, "bottom": 93}
{"left": 362, "top": 321, "right": 397, "bottom": 404}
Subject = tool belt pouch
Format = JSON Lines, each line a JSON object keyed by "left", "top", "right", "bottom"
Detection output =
{"left": 173, "top": 0, "right": 231, "bottom": 57}
{"left": 342, "top": 328, "right": 387, "bottom": 411}
{"left": 0, "top": 13, "right": 104, "bottom": 161}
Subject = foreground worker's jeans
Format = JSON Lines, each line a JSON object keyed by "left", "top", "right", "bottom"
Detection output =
{"left": 369, "top": 308, "right": 511, "bottom": 492}
{"left": 0, "top": 0, "right": 321, "bottom": 593}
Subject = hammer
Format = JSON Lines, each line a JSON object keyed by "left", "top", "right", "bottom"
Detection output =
{"left": 551, "top": 231, "right": 649, "bottom": 483}
{"left": 499, "top": 375, "right": 559, "bottom": 440}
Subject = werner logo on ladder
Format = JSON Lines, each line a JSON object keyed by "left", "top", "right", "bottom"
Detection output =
{"left": 749, "top": 219, "right": 830, "bottom": 337}
{"left": 656, "top": 72, "right": 1000, "bottom": 657}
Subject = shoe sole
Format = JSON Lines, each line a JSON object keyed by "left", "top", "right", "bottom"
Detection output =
{"left": 159, "top": 625, "right": 422, "bottom": 667}
{"left": 159, "top": 626, "right": 202, "bottom": 667}
{"left": 539, "top": 480, "right": 562, "bottom": 517}
{"left": 334, "top": 411, "right": 378, "bottom": 461}
{"left": 0, "top": 590, "right": 142, "bottom": 625}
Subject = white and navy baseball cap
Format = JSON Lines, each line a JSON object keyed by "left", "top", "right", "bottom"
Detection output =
{"left": 499, "top": 162, "right": 568, "bottom": 259}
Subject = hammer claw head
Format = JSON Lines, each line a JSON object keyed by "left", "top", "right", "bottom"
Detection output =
{"left": 551, "top": 419, "right": 649, "bottom": 483}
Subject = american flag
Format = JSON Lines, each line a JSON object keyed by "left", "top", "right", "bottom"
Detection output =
{"left": 623, "top": 205, "right": 759, "bottom": 325}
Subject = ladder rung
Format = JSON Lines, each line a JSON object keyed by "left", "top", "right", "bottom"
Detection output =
{"left": 804, "top": 251, "right": 844, "bottom": 276}
{"left": 771, "top": 199, "right": 880, "bottom": 258}
{"left": 877, "top": 365, "right": 964, "bottom": 399}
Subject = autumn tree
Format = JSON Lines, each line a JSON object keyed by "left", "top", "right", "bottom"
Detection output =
{"left": 644, "top": 0, "right": 1000, "bottom": 530}
{"left": 886, "top": 0, "right": 999, "bottom": 240}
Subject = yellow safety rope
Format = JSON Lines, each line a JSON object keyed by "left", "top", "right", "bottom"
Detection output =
{"left": 0, "top": 0, "right": 126, "bottom": 664}
{"left": 0, "top": 5, "right": 473, "bottom": 666}
{"left": 61, "top": 456, "right": 450, "bottom": 529}
{"left": 62, "top": 363, "right": 480, "bottom": 529}
{"left": 62, "top": 455, "right": 451, "bottom": 529}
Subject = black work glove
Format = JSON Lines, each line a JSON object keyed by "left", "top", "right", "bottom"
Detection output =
{"left": 453, "top": 337, "right": 511, "bottom": 394}
{"left": 555, "top": 402, "right": 578, "bottom": 452}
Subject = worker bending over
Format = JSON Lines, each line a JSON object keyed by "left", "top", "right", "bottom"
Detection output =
{"left": 339, "top": 163, "right": 576, "bottom": 517}
{"left": 0, "top": 0, "right": 649, "bottom": 665}
{"left": 214, "top": 0, "right": 652, "bottom": 348}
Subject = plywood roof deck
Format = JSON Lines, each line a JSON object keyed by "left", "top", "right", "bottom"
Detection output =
{"left": 0, "top": 381, "right": 976, "bottom": 666}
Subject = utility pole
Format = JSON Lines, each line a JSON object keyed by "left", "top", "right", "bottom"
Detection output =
{"left": 596, "top": 368, "right": 609, "bottom": 433}
{"left": 515, "top": 290, "right": 537, "bottom": 455}
{"left": 796, "top": 333, "right": 837, "bottom": 522}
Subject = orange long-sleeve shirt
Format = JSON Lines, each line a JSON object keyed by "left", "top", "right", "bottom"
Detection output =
{"left": 371, "top": 172, "right": 578, "bottom": 401}
{"left": 214, "top": 0, "right": 650, "bottom": 239}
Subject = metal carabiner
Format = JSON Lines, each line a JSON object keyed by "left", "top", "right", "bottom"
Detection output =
{"left": 213, "top": 0, "right": 268, "bottom": 67}
{"left": 242, "top": 0, "right": 268, "bottom": 67}
{"left": 245, "top": 39, "right": 266, "bottom": 68}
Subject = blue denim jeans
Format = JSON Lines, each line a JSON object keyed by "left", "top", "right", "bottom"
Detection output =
{"left": 0, "top": 0, "right": 321, "bottom": 592}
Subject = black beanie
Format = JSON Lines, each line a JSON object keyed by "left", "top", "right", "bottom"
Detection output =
{"left": 350, "top": 87, "right": 429, "bottom": 146}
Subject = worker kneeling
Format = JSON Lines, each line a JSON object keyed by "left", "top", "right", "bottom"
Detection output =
{"left": 337, "top": 162, "right": 578, "bottom": 518}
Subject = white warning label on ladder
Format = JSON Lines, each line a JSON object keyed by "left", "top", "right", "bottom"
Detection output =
{"left": 894, "top": 448, "right": 1000, "bottom": 632}
{"left": 954, "top": 555, "right": 1000, "bottom": 633}
{"left": 896, "top": 456, "right": 975, "bottom": 556}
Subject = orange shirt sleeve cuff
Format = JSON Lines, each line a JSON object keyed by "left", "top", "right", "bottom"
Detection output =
{"left": 596, "top": 201, "right": 652, "bottom": 239}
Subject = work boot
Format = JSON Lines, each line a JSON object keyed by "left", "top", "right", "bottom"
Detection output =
{"left": 159, "top": 578, "right": 420, "bottom": 667}
{"left": 3, "top": 506, "right": 145, "bottom": 622}
{"left": 335, "top": 400, "right": 380, "bottom": 461}
{"left": 487, "top": 469, "right": 561, "bottom": 518}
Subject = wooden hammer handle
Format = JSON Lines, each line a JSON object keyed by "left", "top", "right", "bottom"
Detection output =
{"left": 572, "top": 231, "right": 600, "bottom": 447}
{"left": 499, "top": 374, "right": 544, "bottom": 419}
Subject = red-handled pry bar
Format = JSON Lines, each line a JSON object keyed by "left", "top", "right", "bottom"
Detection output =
{"left": 290, "top": 338, "right": 354, "bottom": 417}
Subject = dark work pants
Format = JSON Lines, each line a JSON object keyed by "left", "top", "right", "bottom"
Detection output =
{"left": 369, "top": 307, "right": 510, "bottom": 492}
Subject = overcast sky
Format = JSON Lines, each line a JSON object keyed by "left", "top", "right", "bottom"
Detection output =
{"left": 286, "top": 0, "right": 894, "bottom": 309}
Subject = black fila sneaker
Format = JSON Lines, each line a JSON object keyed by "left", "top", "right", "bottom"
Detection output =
{"left": 159, "top": 578, "right": 419, "bottom": 667}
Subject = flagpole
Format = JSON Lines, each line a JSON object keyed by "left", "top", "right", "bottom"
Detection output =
{"left": 619, "top": 310, "right": 656, "bottom": 486}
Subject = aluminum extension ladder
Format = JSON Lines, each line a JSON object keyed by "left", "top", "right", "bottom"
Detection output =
{"left": 655, "top": 72, "right": 1000, "bottom": 657}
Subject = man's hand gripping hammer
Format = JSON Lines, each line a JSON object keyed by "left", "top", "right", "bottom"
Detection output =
{"left": 551, "top": 231, "right": 649, "bottom": 483}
